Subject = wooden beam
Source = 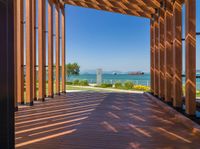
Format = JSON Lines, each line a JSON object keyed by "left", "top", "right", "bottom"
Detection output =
{"left": 61, "top": 8, "right": 66, "bottom": 93}
{"left": 48, "top": 1, "right": 54, "bottom": 97}
{"left": 185, "top": 0, "right": 196, "bottom": 115}
{"left": 55, "top": 7, "right": 60, "bottom": 95}
{"left": 164, "top": 6, "right": 173, "bottom": 102}
{"left": 158, "top": 8, "right": 165, "bottom": 98}
{"left": 0, "top": 0, "right": 15, "bottom": 148}
{"left": 172, "top": 0, "right": 182, "bottom": 108}
{"left": 150, "top": 19, "right": 155, "bottom": 94}
{"left": 32, "top": 0, "right": 37, "bottom": 101}
{"left": 16, "top": 0, "right": 24, "bottom": 105}
{"left": 154, "top": 17, "right": 159, "bottom": 96}
{"left": 38, "top": 0, "right": 46, "bottom": 101}
{"left": 25, "top": 0, "right": 33, "bottom": 105}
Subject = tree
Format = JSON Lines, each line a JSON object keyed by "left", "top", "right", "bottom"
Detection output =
{"left": 66, "top": 63, "right": 80, "bottom": 77}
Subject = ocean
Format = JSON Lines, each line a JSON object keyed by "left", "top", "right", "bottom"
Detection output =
{"left": 68, "top": 73, "right": 200, "bottom": 90}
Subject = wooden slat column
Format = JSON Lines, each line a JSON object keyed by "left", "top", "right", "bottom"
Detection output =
{"left": 185, "top": 0, "right": 196, "bottom": 115}
{"left": 38, "top": 0, "right": 46, "bottom": 101}
{"left": 173, "top": 0, "right": 182, "bottom": 108}
{"left": 61, "top": 7, "right": 66, "bottom": 93}
{"left": 32, "top": 0, "right": 37, "bottom": 101}
{"left": 159, "top": 9, "right": 165, "bottom": 98}
{"left": 154, "top": 16, "right": 159, "bottom": 96}
{"left": 48, "top": 1, "right": 54, "bottom": 97}
{"left": 0, "top": 0, "right": 15, "bottom": 148}
{"left": 55, "top": 7, "right": 60, "bottom": 95}
{"left": 164, "top": 3, "right": 173, "bottom": 102}
{"left": 25, "top": 0, "right": 33, "bottom": 105}
{"left": 150, "top": 19, "right": 155, "bottom": 94}
{"left": 16, "top": 0, "right": 24, "bottom": 105}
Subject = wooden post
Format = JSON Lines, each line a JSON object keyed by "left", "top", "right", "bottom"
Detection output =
{"left": 185, "top": 0, "right": 196, "bottom": 115}
{"left": 38, "top": 0, "right": 46, "bottom": 101}
{"left": 48, "top": 1, "right": 54, "bottom": 97}
{"left": 154, "top": 17, "right": 159, "bottom": 96}
{"left": 150, "top": 19, "right": 155, "bottom": 94}
{"left": 32, "top": 0, "right": 37, "bottom": 101}
{"left": 61, "top": 7, "right": 66, "bottom": 93}
{"left": 0, "top": 0, "right": 15, "bottom": 148}
{"left": 173, "top": 0, "right": 182, "bottom": 108}
{"left": 25, "top": 0, "right": 33, "bottom": 105}
{"left": 159, "top": 9, "right": 165, "bottom": 98}
{"left": 55, "top": 6, "right": 60, "bottom": 95}
{"left": 16, "top": 0, "right": 24, "bottom": 105}
{"left": 164, "top": 2, "right": 173, "bottom": 102}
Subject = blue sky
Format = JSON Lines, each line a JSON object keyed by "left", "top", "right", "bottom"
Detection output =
{"left": 65, "top": 2, "right": 200, "bottom": 73}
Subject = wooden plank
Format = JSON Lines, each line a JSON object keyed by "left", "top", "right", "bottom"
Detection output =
{"left": 26, "top": 0, "right": 33, "bottom": 105}
{"left": 164, "top": 7, "right": 173, "bottom": 102}
{"left": 38, "top": 0, "right": 46, "bottom": 101}
{"left": 0, "top": 0, "right": 15, "bottom": 148}
{"left": 55, "top": 7, "right": 60, "bottom": 95}
{"left": 16, "top": 0, "right": 24, "bottom": 105}
{"left": 48, "top": 1, "right": 54, "bottom": 97}
{"left": 61, "top": 8, "right": 66, "bottom": 93}
{"left": 158, "top": 9, "right": 165, "bottom": 98}
{"left": 32, "top": 0, "right": 37, "bottom": 101}
{"left": 150, "top": 19, "right": 155, "bottom": 93}
{"left": 185, "top": 0, "right": 196, "bottom": 115}
{"left": 172, "top": 1, "right": 182, "bottom": 108}
{"left": 154, "top": 17, "right": 159, "bottom": 96}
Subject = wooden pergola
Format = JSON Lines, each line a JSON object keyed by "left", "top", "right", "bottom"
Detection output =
{"left": 0, "top": 0, "right": 196, "bottom": 148}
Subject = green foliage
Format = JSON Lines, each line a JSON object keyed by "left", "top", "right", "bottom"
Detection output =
{"left": 114, "top": 81, "right": 123, "bottom": 89}
{"left": 124, "top": 81, "right": 134, "bottom": 89}
{"left": 66, "top": 81, "right": 73, "bottom": 85}
{"left": 79, "top": 80, "right": 89, "bottom": 86}
{"left": 67, "top": 63, "right": 80, "bottom": 77}
{"left": 133, "top": 85, "right": 150, "bottom": 91}
{"left": 73, "top": 80, "right": 80, "bottom": 85}
{"left": 100, "top": 83, "right": 113, "bottom": 88}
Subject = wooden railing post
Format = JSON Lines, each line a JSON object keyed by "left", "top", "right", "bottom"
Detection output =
{"left": 185, "top": 0, "right": 196, "bottom": 115}
{"left": 172, "top": 0, "right": 182, "bottom": 108}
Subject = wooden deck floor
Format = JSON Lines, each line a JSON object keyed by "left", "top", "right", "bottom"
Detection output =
{"left": 15, "top": 92, "right": 200, "bottom": 149}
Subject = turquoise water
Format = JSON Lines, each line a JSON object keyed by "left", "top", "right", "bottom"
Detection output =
{"left": 68, "top": 74, "right": 151, "bottom": 86}
{"left": 68, "top": 73, "right": 200, "bottom": 89}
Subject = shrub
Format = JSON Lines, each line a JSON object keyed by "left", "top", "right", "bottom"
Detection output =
{"left": 114, "top": 81, "right": 123, "bottom": 89}
{"left": 79, "top": 80, "right": 89, "bottom": 86}
{"left": 133, "top": 85, "right": 150, "bottom": 91}
{"left": 73, "top": 80, "right": 79, "bottom": 85}
{"left": 66, "top": 81, "right": 73, "bottom": 85}
{"left": 124, "top": 81, "right": 134, "bottom": 89}
{"left": 100, "top": 83, "right": 113, "bottom": 88}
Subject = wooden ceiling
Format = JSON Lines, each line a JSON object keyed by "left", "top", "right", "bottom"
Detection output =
{"left": 61, "top": 0, "right": 168, "bottom": 18}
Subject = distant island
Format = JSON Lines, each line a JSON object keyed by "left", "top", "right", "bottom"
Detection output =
{"left": 128, "top": 71, "right": 144, "bottom": 75}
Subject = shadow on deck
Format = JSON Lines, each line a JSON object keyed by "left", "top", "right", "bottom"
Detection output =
{"left": 15, "top": 92, "right": 200, "bottom": 149}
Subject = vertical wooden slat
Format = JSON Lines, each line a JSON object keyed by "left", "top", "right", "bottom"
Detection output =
{"left": 159, "top": 9, "right": 165, "bottom": 98}
{"left": 173, "top": 0, "right": 182, "bottom": 108}
{"left": 32, "top": 0, "right": 37, "bottom": 101}
{"left": 62, "top": 8, "right": 66, "bottom": 93}
{"left": 26, "top": 0, "right": 33, "bottom": 105}
{"left": 150, "top": 19, "right": 155, "bottom": 94}
{"left": 164, "top": 3, "right": 173, "bottom": 102}
{"left": 38, "top": 0, "right": 46, "bottom": 101}
{"left": 185, "top": 0, "right": 196, "bottom": 115}
{"left": 0, "top": 0, "right": 15, "bottom": 148}
{"left": 55, "top": 7, "right": 60, "bottom": 95}
{"left": 16, "top": 0, "right": 24, "bottom": 105}
{"left": 48, "top": 1, "right": 54, "bottom": 97}
{"left": 154, "top": 17, "right": 159, "bottom": 96}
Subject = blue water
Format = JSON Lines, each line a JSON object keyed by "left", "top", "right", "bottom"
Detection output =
{"left": 68, "top": 74, "right": 151, "bottom": 86}
{"left": 68, "top": 73, "right": 200, "bottom": 89}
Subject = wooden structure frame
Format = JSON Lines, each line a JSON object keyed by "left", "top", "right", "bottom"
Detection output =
{"left": 0, "top": 0, "right": 197, "bottom": 148}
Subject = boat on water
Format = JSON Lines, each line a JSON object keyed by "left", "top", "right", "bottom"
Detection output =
{"left": 128, "top": 71, "right": 144, "bottom": 75}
